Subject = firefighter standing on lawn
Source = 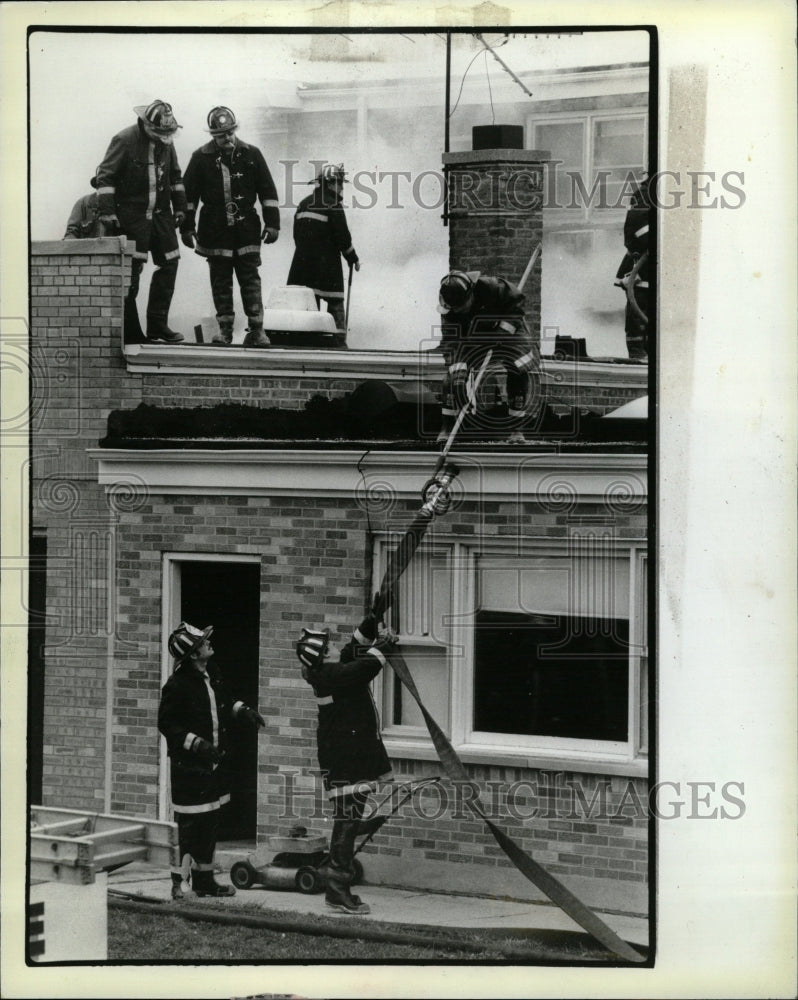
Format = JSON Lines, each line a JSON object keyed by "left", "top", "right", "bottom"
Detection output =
{"left": 95, "top": 99, "right": 188, "bottom": 343}
{"left": 296, "top": 614, "right": 396, "bottom": 915}
{"left": 436, "top": 270, "right": 540, "bottom": 444}
{"left": 158, "top": 622, "right": 266, "bottom": 900}
{"left": 287, "top": 163, "right": 360, "bottom": 348}
{"left": 180, "top": 106, "right": 280, "bottom": 347}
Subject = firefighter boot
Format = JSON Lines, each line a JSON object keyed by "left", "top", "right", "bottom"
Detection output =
{"left": 243, "top": 321, "right": 271, "bottom": 348}
{"left": 212, "top": 315, "right": 234, "bottom": 346}
{"left": 170, "top": 872, "right": 185, "bottom": 901}
{"left": 436, "top": 413, "right": 455, "bottom": 445}
{"left": 192, "top": 869, "right": 236, "bottom": 898}
{"left": 146, "top": 260, "right": 184, "bottom": 343}
{"left": 324, "top": 820, "right": 370, "bottom": 915}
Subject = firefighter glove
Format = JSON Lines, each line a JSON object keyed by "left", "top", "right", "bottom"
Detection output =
{"left": 261, "top": 225, "right": 279, "bottom": 244}
{"left": 192, "top": 737, "right": 223, "bottom": 766}
{"left": 99, "top": 214, "right": 121, "bottom": 234}
{"left": 173, "top": 210, "right": 186, "bottom": 228}
{"left": 181, "top": 230, "right": 197, "bottom": 249}
{"left": 243, "top": 707, "right": 266, "bottom": 730}
{"left": 374, "top": 626, "right": 398, "bottom": 654}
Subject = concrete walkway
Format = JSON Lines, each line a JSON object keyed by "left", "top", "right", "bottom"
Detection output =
{"left": 107, "top": 859, "right": 649, "bottom": 949}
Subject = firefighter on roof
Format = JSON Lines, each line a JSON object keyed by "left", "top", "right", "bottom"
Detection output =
{"left": 63, "top": 174, "right": 103, "bottom": 240}
{"left": 158, "top": 622, "right": 266, "bottom": 900}
{"left": 296, "top": 615, "right": 396, "bottom": 914}
{"left": 615, "top": 175, "right": 653, "bottom": 361}
{"left": 180, "top": 107, "right": 281, "bottom": 348}
{"left": 287, "top": 163, "right": 360, "bottom": 348}
{"left": 436, "top": 270, "right": 540, "bottom": 444}
{"left": 95, "top": 100, "right": 187, "bottom": 343}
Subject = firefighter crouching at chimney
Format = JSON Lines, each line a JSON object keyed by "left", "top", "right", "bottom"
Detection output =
{"left": 95, "top": 100, "right": 187, "bottom": 343}
{"left": 180, "top": 106, "right": 280, "bottom": 347}
{"left": 287, "top": 163, "right": 360, "bottom": 348}
{"left": 615, "top": 175, "right": 653, "bottom": 361}
{"left": 437, "top": 270, "right": 540, "bottom": 444}
{"left": 63, "top": 175, "right": 103, "bottom": 240}
{"left": 158, "top": 622, "right": 266, "bottom": 900}
{"left": 296, "top": 615, "right": 396, "bottom": 914}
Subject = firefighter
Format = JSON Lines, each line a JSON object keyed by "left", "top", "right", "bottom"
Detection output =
{"left": 296, "top": 615, "right": 396, "bottom": 914}
{"left": 180, "top": 106, "right": 280, "bottom": 347}
{"left": 287, "top": 163, "right": 360, "bottom": 348}
{"left": 63, "top": 175, "right": 103, "bottom": 239}
{"left": 615, "top": 176, "right": 653, "bottom": 361}
{"left": 158, "top": 622, "right": 266, "bottom": 900}
{"left": 436, "top": 270, "right": 540, "bottom": 444}
{"left": 95, "top": 99, "right": 187, "bottom": 343}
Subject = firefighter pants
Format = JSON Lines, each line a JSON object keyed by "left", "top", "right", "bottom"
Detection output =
{"left": 172, "top": 807, "right": 221, "bottom": 875}
{"left": 441, "top": 339, "right": 540, "bottom": 430}
{"left": 315, "top": 295, "right": 346, "bottom": 334}
{"left": 625, "top": 286, "right": 650, "bottom": 360}
{"left": 208, "top": 254, "right": 263, "bottom": 328}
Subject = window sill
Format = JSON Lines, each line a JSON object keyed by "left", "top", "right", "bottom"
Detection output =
{"left": 383, "top": 736, "right": 649, "bottom": 778}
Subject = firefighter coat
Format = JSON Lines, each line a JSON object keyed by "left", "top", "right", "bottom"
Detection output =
{"left": 287, "top": 188, "right": 359, "bottom": 300}
{"left": 63, "top": 193, "right": 102, "bottom": 239}
{"left": 182, "top": 139, "right": 280, "bottom": 258}
{"left": 95, "top": 122, "right": 187, "bottom": 259}
{"left": 439, "top": 274, "right": 537, "bottom": 374}
{"left": 158, "top": 660, "right": 249, "bottom": 813}
{"left": 305, "top": 641, "right": 393, "bottom": 799}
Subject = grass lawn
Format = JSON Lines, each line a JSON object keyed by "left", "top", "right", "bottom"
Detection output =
{"left": 108, "top": 898, "right": 636, "bottom": 963}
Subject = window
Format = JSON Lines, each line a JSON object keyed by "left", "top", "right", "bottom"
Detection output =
{"left": 531, "top": 111, "right": 647, "bottom": 220}
{"left": 592, "top": 115, "right": 647, "bottom": 208}
{"left": 373, "top": 535, "right": 648, "bottom": 770}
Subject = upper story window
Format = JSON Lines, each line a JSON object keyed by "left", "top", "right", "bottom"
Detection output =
{"left": 373, "top": 531, "right": 648, "bottom": 773}
{"left": 531, "top": 111, "right": 648, "bottom": 224}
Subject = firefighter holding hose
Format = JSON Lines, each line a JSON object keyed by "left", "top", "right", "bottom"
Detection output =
{"left": 296, "top": 614, "right": 396, "bottom": 914}
{"left": 436, "top": 270, "right": 540, "bottom": 444}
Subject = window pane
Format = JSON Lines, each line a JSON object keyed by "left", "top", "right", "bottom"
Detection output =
{"left": 535, "top": 120, "right": 585, "bottom": 209}
{"left": 473, "top": 610, "right": 629, "bottom": 741}
{"left": 593, "top": 117, "right": 645, "bottom": 167}
{"left": 479, "top": 556, "right": 630, "bottom": 620}
{"left": 390, "top": 643, "right": 449, "bottom": 732}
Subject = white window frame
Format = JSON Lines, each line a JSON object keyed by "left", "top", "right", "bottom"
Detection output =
{"left": 158, "top": 551, "right": 261, "bottom": 821}
{"left": 372, "top": 534, "right": 649, "bottom": 777}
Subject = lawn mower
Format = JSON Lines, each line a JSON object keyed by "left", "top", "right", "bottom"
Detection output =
{"left": 229, "top": 776, "right": 442, "bottom": 894}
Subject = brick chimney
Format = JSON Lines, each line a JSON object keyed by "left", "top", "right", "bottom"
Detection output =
{"left": 442, "top": 135, "right": 548, "bottom": 348}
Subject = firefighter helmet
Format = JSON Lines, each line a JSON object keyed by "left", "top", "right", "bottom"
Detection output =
{"left": 168, "top": 622, "right": 213, "bottom": 663}
{"left": 134, "top": 100, "right": 182, "bottom": 135}
{"left": 314, "top": 163, "right": 347, "bottom": 186}
{"left": 437, "top": 271, "right": 476, "bottom": 314}
{"left": 206, "top": 106, "right": 239, "bottom": 135}
{"left": 296, "top": 628, "right": 330, "bottom": 672}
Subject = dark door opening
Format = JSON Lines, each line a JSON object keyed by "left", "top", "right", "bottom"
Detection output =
{"left": 179, "top": 560, "right": 260, "bottom": 841}
{"left": 28, "top": 532, "right": 48, "bottom": 806}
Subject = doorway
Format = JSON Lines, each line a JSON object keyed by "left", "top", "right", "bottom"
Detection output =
{"left": 177, "top": 559, "right": 261, "bottom": 842}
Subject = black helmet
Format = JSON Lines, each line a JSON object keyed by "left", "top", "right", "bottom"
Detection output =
{"left": 206, "top": 106, "right": 239, "bottom": 135}
{"left": 438, "top": 271, "right": 476, "bottom": 313}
